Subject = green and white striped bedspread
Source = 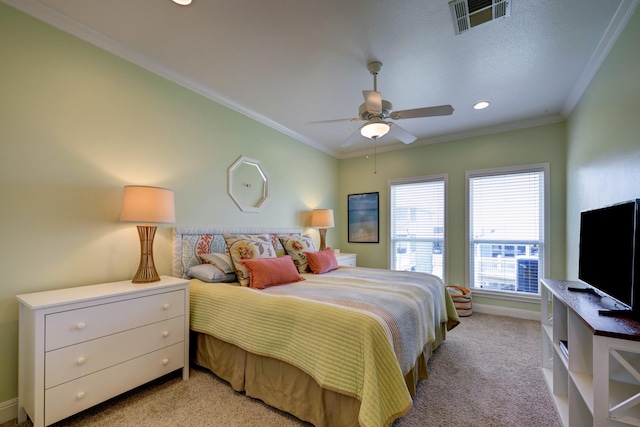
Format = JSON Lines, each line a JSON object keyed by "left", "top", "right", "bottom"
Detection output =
{"left": 190, "top": 266, "right": 459, "bottom": 427}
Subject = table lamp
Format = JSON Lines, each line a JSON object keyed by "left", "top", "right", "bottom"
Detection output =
{"left": 311, "top": 209, "right": 335, "bottom": 251}
{"left": 120, "top": 185, "right": 175, "bottom": 283}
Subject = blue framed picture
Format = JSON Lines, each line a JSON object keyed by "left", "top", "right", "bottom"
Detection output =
{"left": 348, "top": 192, "right": 379, "bottom": 243}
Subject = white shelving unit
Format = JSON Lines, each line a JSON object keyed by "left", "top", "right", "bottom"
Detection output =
{"left": 541, "top": 278, "right": 640, "bottom": 427}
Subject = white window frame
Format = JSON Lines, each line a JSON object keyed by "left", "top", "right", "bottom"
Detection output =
{"left": 388, "top": 174, "right": 448, "bottom": 283}
{"left": 465, "top": 163, "right": 550, "bottom": 302}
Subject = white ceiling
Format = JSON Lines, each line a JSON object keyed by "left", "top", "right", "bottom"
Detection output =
{"left": 5, "top": 0, "right": 638, "bottom": 158}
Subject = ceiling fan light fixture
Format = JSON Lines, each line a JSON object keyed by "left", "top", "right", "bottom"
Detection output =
{"left": 172, "top": 0, "right": 192, "bottom": 5}
{"left": 473, "top": 101, "right": 490, "bottom": 110}
{"left": 361, "top": 121, "right": 390, "bottom": 139}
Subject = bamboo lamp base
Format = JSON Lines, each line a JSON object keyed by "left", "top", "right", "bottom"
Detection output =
{"left": 132, "top": 225, "right": 161, "bottom": 283}
{"left": 318, "top": 228, "right": 328, "bottom": 251}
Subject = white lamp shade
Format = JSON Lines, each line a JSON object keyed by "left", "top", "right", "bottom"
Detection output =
{"left": 360, "top": 122, "right": 390, "bottom": 139}
{"left": 120, "top": 186, "right": 176, "bottom": 223}
{"left": 311, "top": 209, "right": 335, "bottom": 228}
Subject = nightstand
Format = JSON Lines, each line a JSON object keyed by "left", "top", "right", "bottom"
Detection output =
{"left": 17, "top": 276, "right": 190, "bottom": 427}
{"left": 335, "top": 252, "right": 357, "bottom": 267}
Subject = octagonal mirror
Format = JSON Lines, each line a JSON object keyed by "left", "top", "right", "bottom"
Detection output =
{"left": 228, "top": 156, "right": 270, "bottom": 213}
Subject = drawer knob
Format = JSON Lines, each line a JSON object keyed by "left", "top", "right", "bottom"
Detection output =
{"left": 77, "top": 357, "right": 86, "bottom": 365}
{"left": 163, "top": 303, "right": 170, "bottom": 310}
{"left": 76, "top": 392, "right": 85, "bottom": 400}
{"left": 76, "top": 322, "right": 86, "bottom": 330}
{"left": 163, "top": 331, "right": 170, "bottom": 337}
{"left": 163, "top": 358, "right": 170, "bottom": 365}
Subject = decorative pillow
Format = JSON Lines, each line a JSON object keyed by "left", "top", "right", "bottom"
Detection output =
{"left": 305, "top": 248, "right": 339, "bottom": 274}
{"left": 223, "top": 234, "right": 277, "bottom": 286}
{"left": 199, "top": 252, "right": 235, "bottom": 274}
{"left": 240, "top": 256, "right": 305, "bottom": 289}
{"left": 279, "top": 234, "right": 317, "bottom": 273}
{"left": 187, "top": 263, "right": 238, "bottom": 283}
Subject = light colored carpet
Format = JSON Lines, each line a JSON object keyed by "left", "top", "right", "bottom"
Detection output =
{"left": 3, "top": 313, "right": 561, "bottom": 427}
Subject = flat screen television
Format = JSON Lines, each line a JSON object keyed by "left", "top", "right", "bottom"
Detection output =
{"left": 577, "top": 199, "right": 640, "bottom": 317}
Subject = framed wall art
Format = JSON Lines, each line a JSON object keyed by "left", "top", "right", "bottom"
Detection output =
{"left": 348, "top": 192, "right": 379, "bottom": 243}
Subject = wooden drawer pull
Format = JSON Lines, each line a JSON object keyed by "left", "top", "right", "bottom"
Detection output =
{"left": 76, "top": 322, "right": 86, "bottom": 330}
{"left": 163, "top": 358, "right": 169, "bottom": 365}
{"left": 163, "top": 303, "right": 170, "bottom": 310}
{"left": 76, "top": 391, "right": 85, "bottom": 400}
{"left": 76, "top": 357, "right": 86, "bottom": 365}
{"left": 162, "top": 331, "right": 170, "bottom": 337}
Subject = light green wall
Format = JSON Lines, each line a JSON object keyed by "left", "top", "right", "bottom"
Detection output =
{"left": 566, "top": 7, "right": 640, "bottom": 278}
{"left": 338, "top": 123, "right": 568, "bottom": 309}
{"left": 0, "top": 4, "right": 338, "bottom": 404}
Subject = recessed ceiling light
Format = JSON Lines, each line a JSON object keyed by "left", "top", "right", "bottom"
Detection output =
{"left": 172, "top": 0, "right": 192, "bottom": 5}
{"left": 473, "top": 101, "right": 490, "bottom": 110}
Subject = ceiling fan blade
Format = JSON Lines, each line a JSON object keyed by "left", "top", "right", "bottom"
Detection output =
{"left": 306, "top": 117, "right": 361, "bottom": 125}
{"left": 362, "top": 90, "right": 382, "bottom": 115}
{"left": 388, "top": 123, "right": 417, "bottom": 144}
{"left": 390, "top": 104, "right": 454, "bottom": 120}
{"left": 340, "top": 126, "right": 365, "bottom": 148}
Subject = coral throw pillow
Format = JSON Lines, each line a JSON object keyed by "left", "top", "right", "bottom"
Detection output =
{"left": 240, "top": 256, "right": 305, "bottom": 289}
{"left": 305, "top": 248, "right": 339, "bottom": 274}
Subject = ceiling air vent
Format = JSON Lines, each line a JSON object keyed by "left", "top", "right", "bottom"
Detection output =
{"left": 449, "top": 0, "right": 511, "bottom": 35}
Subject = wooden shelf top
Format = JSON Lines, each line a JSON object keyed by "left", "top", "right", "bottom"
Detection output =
{"left": 542, "top": 278, "right": 640, "bottom": 341}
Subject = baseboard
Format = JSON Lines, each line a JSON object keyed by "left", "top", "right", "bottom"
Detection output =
{"left": 472, "top": 303, "right": 541, "bottom": 321}
{"left": 0, "top": 398, "right": 17, "bottom": 424}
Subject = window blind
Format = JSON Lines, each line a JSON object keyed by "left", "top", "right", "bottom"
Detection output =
{"left": 469, "top": 167, "right": 545, "bottom": 293}
{"left": 390, "top": 177, "right": 445, "bottom": 281}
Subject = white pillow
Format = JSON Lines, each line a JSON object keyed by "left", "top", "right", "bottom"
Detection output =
{"left": 199, "top": 252, "right": 235, "bottom": 274}
{"left": 187, "top": 263, "right": 237, "bottom": 283}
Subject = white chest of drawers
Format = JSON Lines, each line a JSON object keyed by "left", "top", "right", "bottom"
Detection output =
{"left": 17, "top": 276, "right": 190, "bottom": 427}
{"left": 335, "top": 252, "right": 357, "bottom": 267}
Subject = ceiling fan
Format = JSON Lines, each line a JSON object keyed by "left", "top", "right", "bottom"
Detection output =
{"left": 310, "top": 62, "right": 454, "bottom": 147}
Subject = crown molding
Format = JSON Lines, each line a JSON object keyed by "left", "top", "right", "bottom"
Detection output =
{"left": 4, "top": 0, "right": 636, "bottom": 160}
{"left": 562, "top": 0, "right": 639, "bottom": 116}
{"left": 338, "top": 114, "right": 565, "bottom": 160}
{"left": 2, "top": 0, "right": 334, "bottom": 157}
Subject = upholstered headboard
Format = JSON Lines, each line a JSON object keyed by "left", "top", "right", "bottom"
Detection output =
{"left": 171, "top": 226, "right": 303, "bottom": 279}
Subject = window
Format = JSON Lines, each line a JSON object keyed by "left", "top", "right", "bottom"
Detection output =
{"left": 467, "top": 164, "right": 548, "bottom": 295}
{"left": 389, "top": 175, "right": 446, "bottom": 281}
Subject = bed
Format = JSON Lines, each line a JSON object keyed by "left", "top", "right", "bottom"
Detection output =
{"left": 172, "top": 226, "right": 459, "bottom": 427}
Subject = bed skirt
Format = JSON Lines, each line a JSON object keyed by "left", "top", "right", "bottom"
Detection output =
{"left": 192, "top": 321, "right": 448, "bottom": 427}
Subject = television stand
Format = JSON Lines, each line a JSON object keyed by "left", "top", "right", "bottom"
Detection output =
{"left": 541, "top": 278, "right": 640, "bottom": 427}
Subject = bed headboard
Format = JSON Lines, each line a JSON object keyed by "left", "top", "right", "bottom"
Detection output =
{"left": 172, "top": 226, "right": 303, "bottom": 279}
